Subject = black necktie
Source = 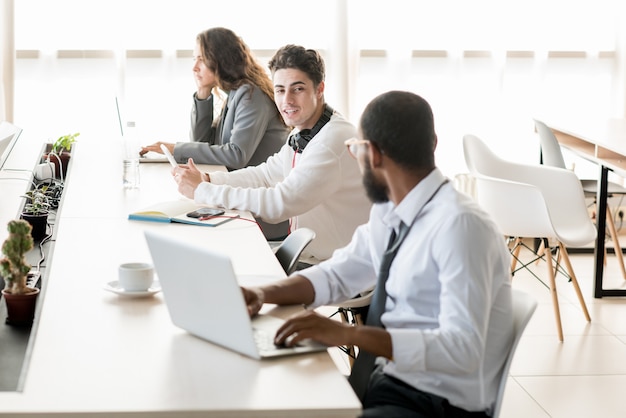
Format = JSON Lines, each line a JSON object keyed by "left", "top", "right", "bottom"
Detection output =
{"left": 348, "top": 221, "right": 410, "bottom": 400}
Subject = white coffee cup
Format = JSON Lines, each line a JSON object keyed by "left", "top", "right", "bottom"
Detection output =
{"left": 118, "top": 262, "right": 154, "bottom": 292}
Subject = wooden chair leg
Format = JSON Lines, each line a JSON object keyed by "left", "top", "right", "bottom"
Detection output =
{"left": 510, "top": 237, "right": 522, "bottom": 272}
{"left": 544, "top": 239, "right": 564, "bottom": 342}
{"left": 540, "top": 239, "right": 561, "bottom": 275}
{"left": 558, "top": 243, "right": 592, "bottom": 322}
{"left": 538, "top": 240, "right": 560, "bottom": 278}
{"left": 535, "top": 239, "right": 544, "bottom": 266}
{"left": 605, "top": 206, "right": 626, "bottom": 280}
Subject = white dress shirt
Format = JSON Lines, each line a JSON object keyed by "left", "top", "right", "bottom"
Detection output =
{"left": 195, "top": 111, "right": 372, "bottom": 261}
{"left": 304, "top": 168, "right": 513, "bottom": 413}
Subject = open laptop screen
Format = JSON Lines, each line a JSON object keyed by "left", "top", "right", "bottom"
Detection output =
{"left": 0, "top": 121, "right": 23, "bottom": 171}
{"left": 116, "top": 97, "right": 167, "bottom": 163}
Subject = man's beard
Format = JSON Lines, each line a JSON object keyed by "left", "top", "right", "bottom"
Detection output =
{"left": 362, "top": 159, "right": 389, "bottom": 203}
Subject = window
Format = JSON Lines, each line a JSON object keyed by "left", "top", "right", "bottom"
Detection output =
{"left": 8, "top": 0, "right": 625, "bottom": 177}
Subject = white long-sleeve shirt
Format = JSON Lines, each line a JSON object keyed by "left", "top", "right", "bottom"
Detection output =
{"left": 303, "top": 168, "right": 513, "bottom": 413}
{"left": 195, "top": 111, "right": 372, "bottom": 261}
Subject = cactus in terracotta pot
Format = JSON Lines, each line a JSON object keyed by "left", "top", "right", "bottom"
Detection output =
{"left": 0, "top": 219, "right": 34, "bottom": 295}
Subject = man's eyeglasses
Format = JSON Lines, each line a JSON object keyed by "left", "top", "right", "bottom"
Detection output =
{"left": 344, "top": 138, "right": 370, "bottom": 159}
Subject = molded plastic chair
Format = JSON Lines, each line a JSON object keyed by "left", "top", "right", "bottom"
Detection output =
{"left": 326, "top": 288, "right": 374, "bottom": 366}
{"left": 273, "top": 228, "right": 316, "bottom": 275}
{"left": 534, "top": 119, "right": 626, "bottom": 280}
{"left": 492, "top": 289, "right": 537, "bottom": 418}
{"left": 463, "top": 134, "right": 592, "bottom": 341}
{"left": 273, "top": 227, "right": 372, "bottom": 364}
{"left": 274, "top": 227, "right": 371, "bottom": 364}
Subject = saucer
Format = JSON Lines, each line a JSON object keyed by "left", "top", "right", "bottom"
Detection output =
{"left": 104, "top": 280, "right": 161, "bottom": 298}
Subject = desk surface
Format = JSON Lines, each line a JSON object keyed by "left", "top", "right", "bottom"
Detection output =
{"left": 0, "top": 136, "right": 361, "bottom": 417}
{"left": 547, "top": 117, "right": 626, "bottom": 177}
{"left": 0, "top": 128, "right": 46, "bottom": 243}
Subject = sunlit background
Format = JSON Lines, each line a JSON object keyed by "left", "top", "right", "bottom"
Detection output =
{"left": 2, "top": 0, "right": 625, "bottom": 179}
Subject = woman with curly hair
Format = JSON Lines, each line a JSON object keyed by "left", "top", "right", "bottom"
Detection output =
{"left": 141, "top": 27, "right": 287, "bottom": 170}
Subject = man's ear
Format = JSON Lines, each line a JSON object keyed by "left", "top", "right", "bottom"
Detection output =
{"left": 316, "top": 81, "right": 325, "bottom": 99}
{"left": 368, "top": 141, "right": 384, "bottom": 168}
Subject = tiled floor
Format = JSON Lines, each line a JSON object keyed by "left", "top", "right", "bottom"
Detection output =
{"left": 499, "top": 246, "right": 626, "bottom": 418}
{"left": 326, "top": 243, "right": 626, "bottom": 418}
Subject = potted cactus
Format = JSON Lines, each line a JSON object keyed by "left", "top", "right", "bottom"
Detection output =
{"left": 0, "top": 219, "right": 40, "bottom": 326}
{"left": 44, "top": 132, "right": 79, "bottom": 179}
{"left": 20, "top": 186, "right": 51, "bottom": 240}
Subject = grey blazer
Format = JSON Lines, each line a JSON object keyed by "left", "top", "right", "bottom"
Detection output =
{"left": 175, "top": 84, "right": 288, "bottom": 170}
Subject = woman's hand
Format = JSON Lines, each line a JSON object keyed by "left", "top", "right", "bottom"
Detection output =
{"left": 140, "top": 142, "right": 174, "bottom": 156}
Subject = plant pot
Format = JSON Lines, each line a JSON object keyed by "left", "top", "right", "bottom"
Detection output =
{"left": 2, "top": 287, "right": 40, "bottom": 326}
{"left": 43, "top": 151, "right": 71, "bottom": 179}
{"left": 21, "top": 211, "right": 49, "bottom": 241}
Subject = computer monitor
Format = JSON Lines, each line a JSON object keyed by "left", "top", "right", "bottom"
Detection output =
{"left": 0, "top": 121, "right": 23, "bottom": 171}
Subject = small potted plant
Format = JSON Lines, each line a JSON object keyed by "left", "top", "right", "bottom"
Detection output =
{"left": 0, "top": 219, "right": 40, "bottom": 326}
{"left": 20, "top": 186, "right": 51, "bottom": 240}
{"left": 44, "top": 132, "right": 79, "bottom": 179}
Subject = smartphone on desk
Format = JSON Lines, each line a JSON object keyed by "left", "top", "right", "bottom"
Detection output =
{"left": 186, "top": 208, "right": 225, "bottom": 219}
{"left": 160, "top": 144, "right": 178, "bottom": 168}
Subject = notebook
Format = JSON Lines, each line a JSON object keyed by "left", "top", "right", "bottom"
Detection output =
{"left": 144, "top": 230, "right": 328, "bottom": 359}
{"left": 0, "top": 121, "right": 22, "bottom": 171}
{"left": 129, "top": 199, "right": 239, "bottom": 227}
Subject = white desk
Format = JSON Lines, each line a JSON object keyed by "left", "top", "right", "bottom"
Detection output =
{"left": 0, "top": 137, "right": 361, "bottom": 417}
{"left": 547, "top": 118, "right": 626, "bottom": 298}
{"left": 0, "top": 171, "right": 32, "bottom": 243}
{"left": 0, "top": 128, "right": 47, "bottom": 243}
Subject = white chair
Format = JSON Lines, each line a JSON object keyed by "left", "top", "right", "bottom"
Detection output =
{"left": 534, "top": 119, "right": 626, "bottom": 280}
{"left": 273, "top": 227, "right": 316, "bottom": 275}
{"left": 491, "top": 289, "right": 537, "bottom": 418}
{"left": 463, "top": 134, "right": 593, "bottom": 341}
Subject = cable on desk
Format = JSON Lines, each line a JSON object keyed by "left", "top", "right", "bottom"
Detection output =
{"left": 27, "top": 217, "right": 54, "bottom": 289}
{"left": 3, "top": 171, "right": 60, "bottom": 289}
{"left": 0, "top": 176, "right": 38, "bottom": 190}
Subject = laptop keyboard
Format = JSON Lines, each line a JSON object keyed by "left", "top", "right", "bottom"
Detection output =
{"left": 253, "top": 328, "right": 286, "bottom": 351}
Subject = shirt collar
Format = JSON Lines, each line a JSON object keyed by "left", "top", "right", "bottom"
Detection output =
{"left": 382, "top": 168, "right": 446, "bottom": 230}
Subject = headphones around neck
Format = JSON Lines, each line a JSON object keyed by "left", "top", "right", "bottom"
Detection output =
{"left": 288, "top": 104, "right": 334, "bottom": 153}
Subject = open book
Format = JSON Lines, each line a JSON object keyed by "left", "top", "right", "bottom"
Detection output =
{"left": 128, "top": 199, "right": 239, "bottom": 227}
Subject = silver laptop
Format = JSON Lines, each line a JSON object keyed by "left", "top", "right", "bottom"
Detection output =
{"left": 144, "top": 230, "right": 327, "bottom": 359}
{"left": 0, "top": 121, "right": 22, "bottom": 171}
{"left": 115, "top": 97, "right": 167, "bottom": 163}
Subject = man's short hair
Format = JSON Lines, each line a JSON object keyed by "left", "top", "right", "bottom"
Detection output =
{"left": 360, "top": 91, "right": 436, "bottom": 170}
{"left": 268, "top": 45, "right": 325, "bottom": 87}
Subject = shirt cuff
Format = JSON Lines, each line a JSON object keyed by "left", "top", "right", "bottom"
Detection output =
{"left": 208, "top": 170, "right": 228, "bottom": 185}
{"left": 388, "top": 328, "right": 426, "bottom": 372}
{"left": 299, "top": 265, "right": 332, "bottom": 308}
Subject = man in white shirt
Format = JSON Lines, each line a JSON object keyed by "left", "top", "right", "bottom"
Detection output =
{"left": 173, "top": 45, "right": 371, "bottom": 261}
{"left": 242, "top": 91, "right": 513, "bottom": 417}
